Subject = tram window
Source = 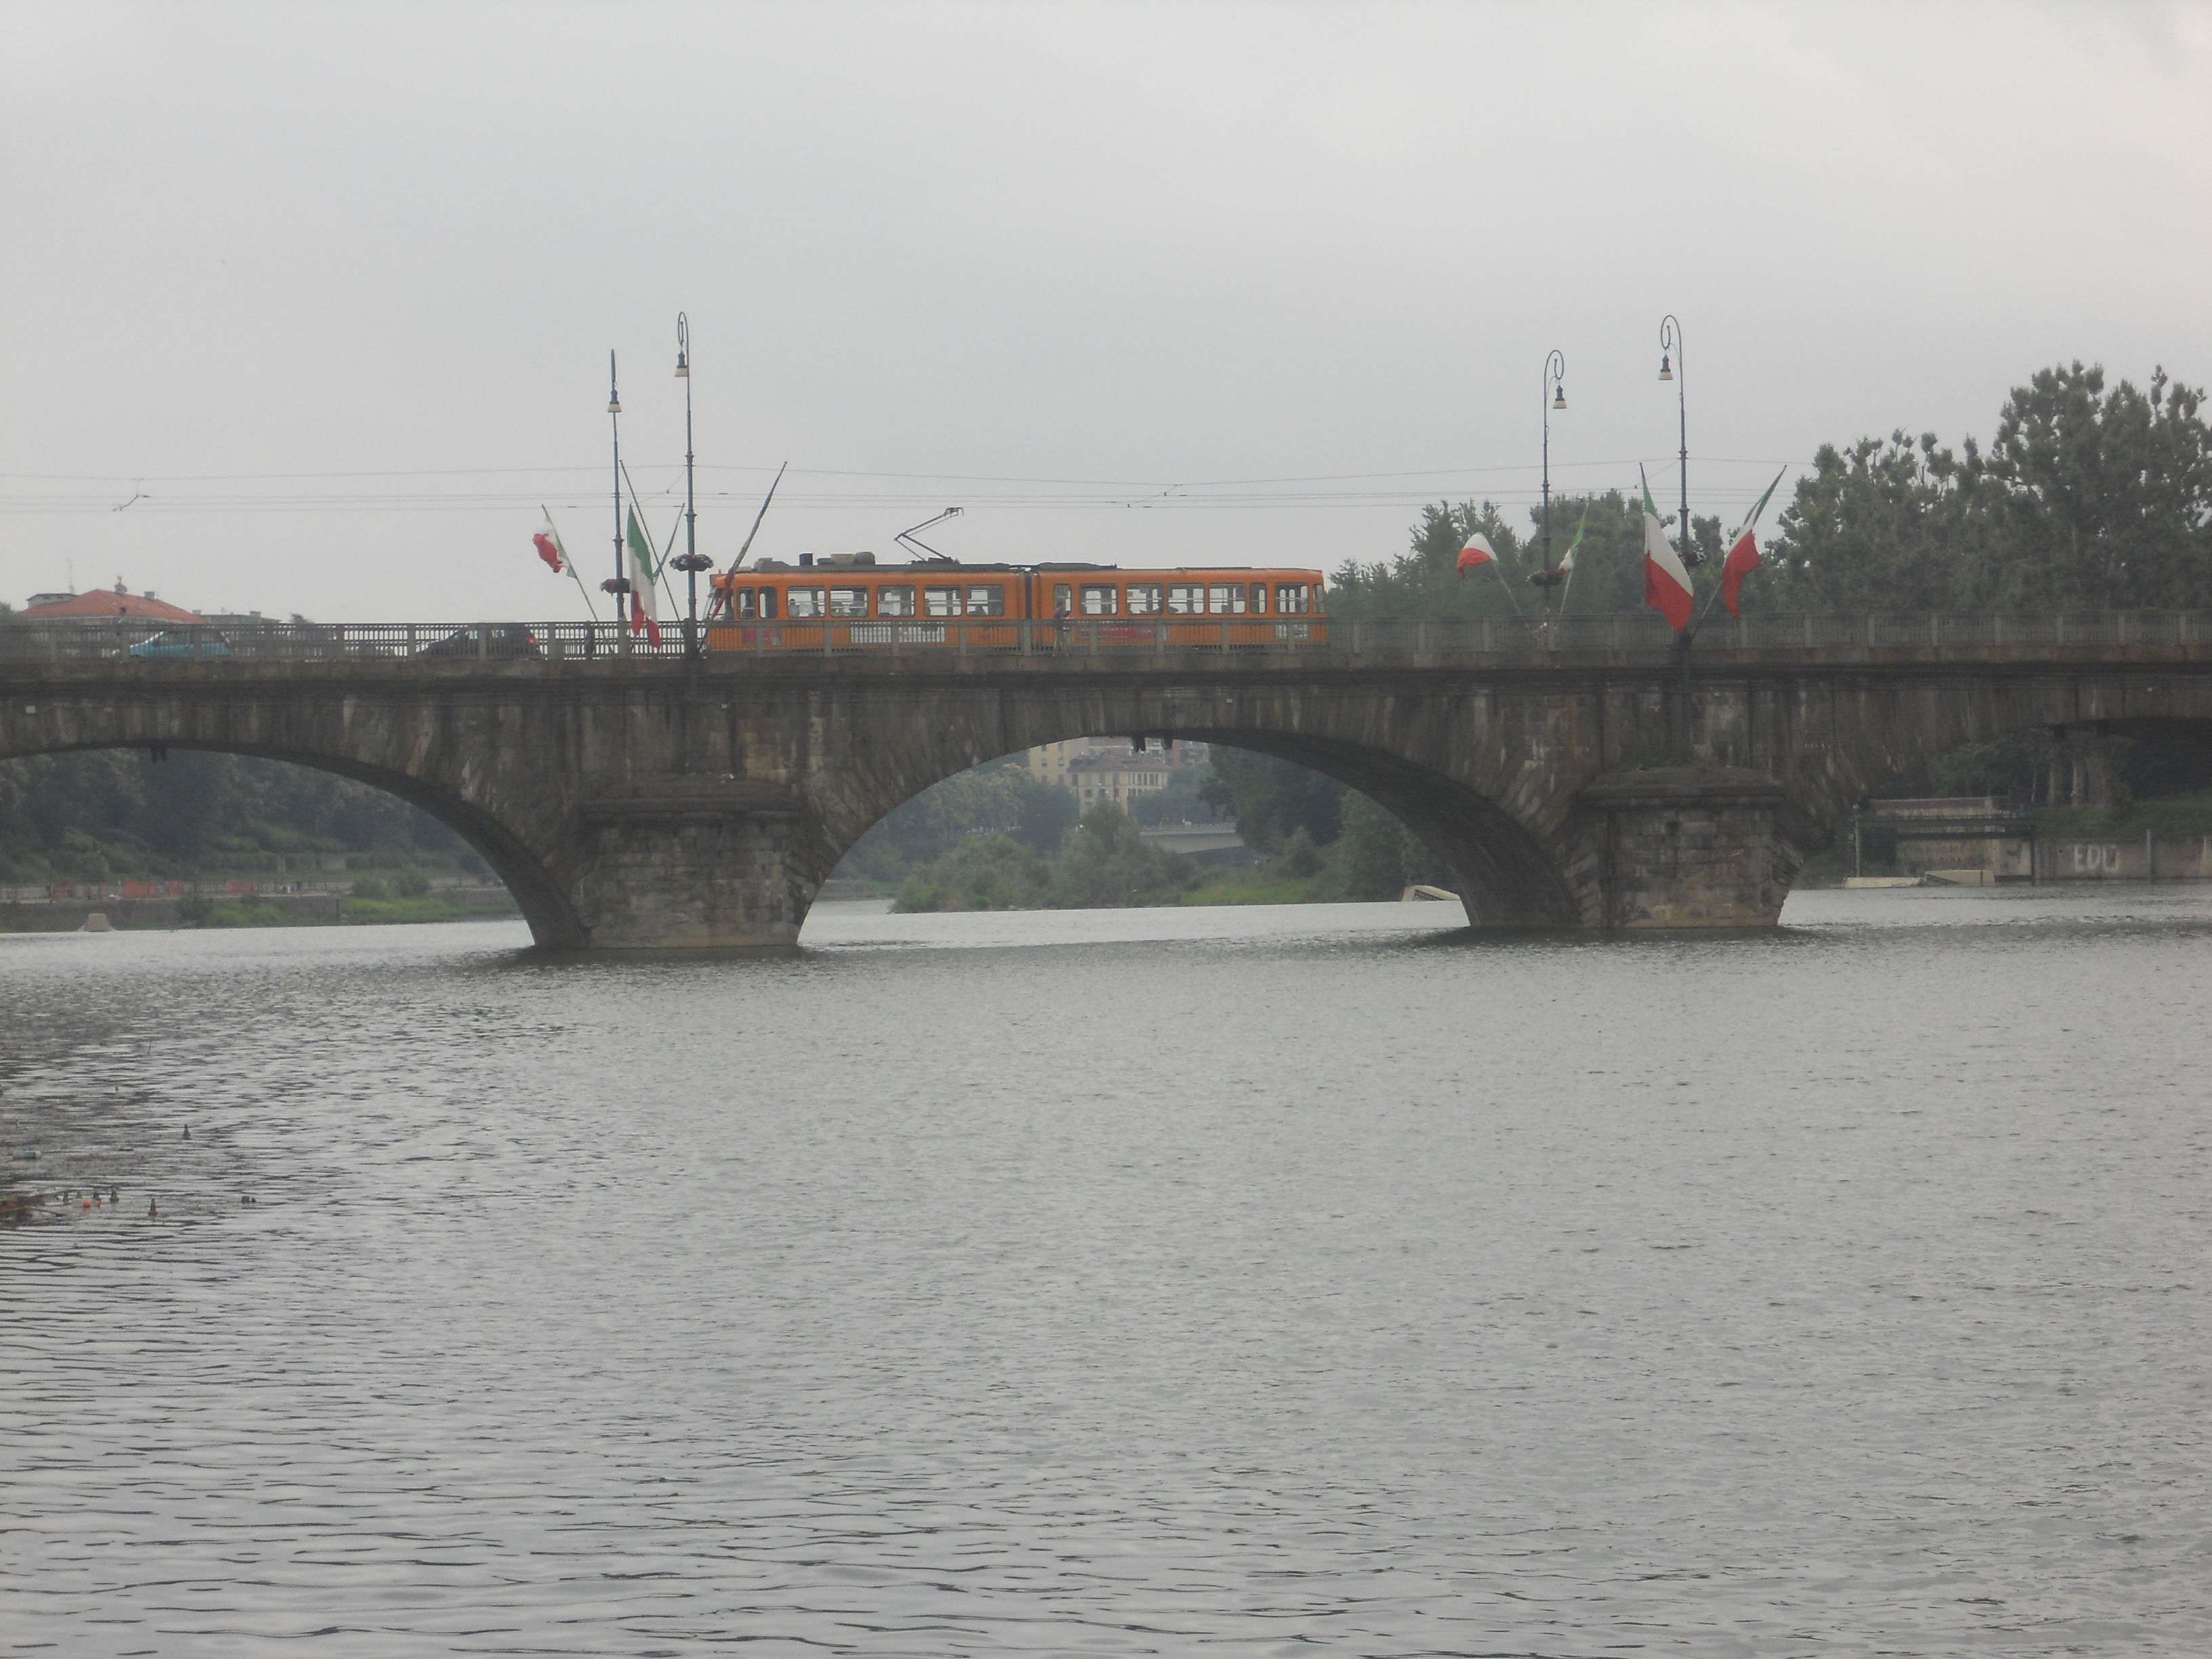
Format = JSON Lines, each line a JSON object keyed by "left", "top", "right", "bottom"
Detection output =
{"left": 828, "top": 587, "right": 869, "bottom": 619}
{"left": 729, "top": 588, "right": 758, "bottom": 619}
{"left": 1275, "top": 583, "right": 1311, "bottom": 614}
{"left": 1079, "top": 584, "right": 1118, "bottom": 617}
{"left": 1166, "top": 584, "right": 1202, "bottom": 615}
{"left": 966, "top": 586, "right": 1006, "bottom": 617}
{"left": 877, "top": 586, "right": 916, "bottom": 617}
{"left": 1248, "top": 583, "right": 1269, "bottom": 615}
{"left": 756, "top": 588, "right": 777, "bottom": 620}
{"left": 924, "top": 586, "right": 964, "bottom": 617}
{"left": 1126, "top": 583, "right": 1164, "bottom": 615}
{"left": 1208, "top": 584, "right": 1246, "bottom": 615}
{"left": 786, "top": 588, "right": 827, "bottom": 619}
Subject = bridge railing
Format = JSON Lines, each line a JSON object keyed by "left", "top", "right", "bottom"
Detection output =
{"left": 1, "top": 610, "right": 2206, "bottom": 664}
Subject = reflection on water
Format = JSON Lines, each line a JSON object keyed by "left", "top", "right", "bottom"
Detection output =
{"left": 3, "top": 886, "right": 2208, "bottom": 1656}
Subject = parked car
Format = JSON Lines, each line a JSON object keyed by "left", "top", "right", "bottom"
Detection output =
{"left": 415, "top": 623, "right": 542, "bottom": 659}
{"left": 127, "top": 630, "right": 230, "bottom": 657}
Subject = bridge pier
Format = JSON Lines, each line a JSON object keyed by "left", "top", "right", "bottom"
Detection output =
{"left": 1574, "top": 768, "right": 1807, "bottom": 929}
{"left": 561, "top": 781, "right": 821, "bottom": 949}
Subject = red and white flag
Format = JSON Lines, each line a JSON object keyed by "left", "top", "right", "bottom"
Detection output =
{"left": 1720, "top": 468, "right": 1786, "bottom": 619}
{"left": 1640, "top": 468, "right": 1694, "bottom": 631}
{"left": 1455, "top": 532, "right": 1500, "bottom": 576}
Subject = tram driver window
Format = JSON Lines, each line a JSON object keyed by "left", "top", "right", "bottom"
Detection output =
{"left": 877, "top": 586, "right": 916, "bottom": 617}
{"left": 1126, "top": 583, "right": 1164, "bottom": 615}
{"left": 1275, "top": 583, "right": 1311, "bottom": 614}
{"left": 924, "top": 587, "right": 964, "bottom": 617}
{"left": 730, "top": 588, "right": 758, "bottom": 619}
{"left": 758, "top": 588, "right": 778, "bottom": 620}
{"left": 1079, "top": 584, "right": 1118, "bottom": 617}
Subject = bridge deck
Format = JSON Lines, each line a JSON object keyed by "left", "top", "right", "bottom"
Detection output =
{"left": 3, "top": 610, "right": 2209, "bottom": 680}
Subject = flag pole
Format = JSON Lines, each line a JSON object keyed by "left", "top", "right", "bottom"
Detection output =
{"left": 608, "top": 350, "right": 630, "bottom": 655}
{"left": 542, "top": 508, "right": 601, "bottom": 622}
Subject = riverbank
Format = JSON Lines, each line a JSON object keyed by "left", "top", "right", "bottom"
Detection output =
{"left": 0, "top": 886, "right": 518, "bottom": 931}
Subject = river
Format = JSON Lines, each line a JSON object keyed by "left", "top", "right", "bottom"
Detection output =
{"left": 2, "top": 886, "right": 2207, "bottom": 1657}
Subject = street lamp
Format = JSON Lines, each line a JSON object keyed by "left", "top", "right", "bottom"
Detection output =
{"left": 1540, "top": 349, "right": 1566, "bottom": 574}
{"left": 1658, "top": 314, "right": 1696, "bottom": 566}
{"left": 674, "top": 313, "right": 705, "bottom": 658}
{"left": 607, "top": 350, "right": 631, "bottom": 654}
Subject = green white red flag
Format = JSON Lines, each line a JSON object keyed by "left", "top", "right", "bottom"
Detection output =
{"left": 533, "top": 512, "right": 568, "bottom": 574}
{"left": 1455, "top": 532, "right": 1499, "bottom": 575}
{"left": 1641, "top": 468, "right": 1694, "bottom": 631}
{"left": 1720, "top": 468, "right": 1787, "bottom": 618}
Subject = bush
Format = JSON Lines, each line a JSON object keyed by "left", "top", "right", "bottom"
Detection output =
{"left": 896, "top": 834, "right": 1050, "bottom": 912}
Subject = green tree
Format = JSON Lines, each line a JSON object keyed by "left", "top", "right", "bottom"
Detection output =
{"left": 895, "top": 834, "right": 1050, "bottom": 912}
{"left": 1980, "top": 363, "right": 2212, "bottom": 609}
{"left": 1200, "top": 747, "right": 1342, "bottom": 851}
{"left": 1046, "top": 802, "right": 1198, "bottom": 907}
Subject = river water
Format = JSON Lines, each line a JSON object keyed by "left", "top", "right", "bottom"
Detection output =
{"left": 2, "top": 886, "right": 2207, "bottom": 1658}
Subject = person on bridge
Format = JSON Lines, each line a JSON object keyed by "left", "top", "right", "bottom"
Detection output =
{"left": 1053, "top": 596, "right": 1071, "bottom": 649}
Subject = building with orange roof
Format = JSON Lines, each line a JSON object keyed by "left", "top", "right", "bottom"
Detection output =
{"left": 20, "top": 583, "right": 205, "bottom": 625}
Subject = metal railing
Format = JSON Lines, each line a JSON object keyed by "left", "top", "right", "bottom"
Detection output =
{"left": 1, "top": 610, "right": 2205, "bottom": 666}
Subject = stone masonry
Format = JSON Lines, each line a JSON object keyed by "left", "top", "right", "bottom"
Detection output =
{"left": 3, "top": 637, "right": 2208, "bottom": 947}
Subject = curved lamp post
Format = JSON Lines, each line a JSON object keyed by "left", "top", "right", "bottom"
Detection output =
{"left": 1540, "top": 349, "right": 1566, "bottom": 572}
{"left": 605, "top": 351, "right": 632, "bottom": 653}
{"left": 671, "top": 314, "right": 712, "bottom": 657}
{"left": 1658, "top": 314, "right": 1695, "bottom": 566}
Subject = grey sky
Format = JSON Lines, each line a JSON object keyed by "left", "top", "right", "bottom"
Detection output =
{"left": 5, "top": 1, "right": 2209, "bottom": 621}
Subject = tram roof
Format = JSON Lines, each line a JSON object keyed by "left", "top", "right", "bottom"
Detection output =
{"left": 735, "top": 560, "right": 1319, "bottom": 577}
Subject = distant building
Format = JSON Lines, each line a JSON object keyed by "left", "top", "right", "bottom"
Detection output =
{"left": 20, "top": 583, "right": 205, "bottom": 626}
{"left": 1024, "top": 735, "right": 1207, "bottom": 794}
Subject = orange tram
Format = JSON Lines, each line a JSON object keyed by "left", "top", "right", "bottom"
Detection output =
{"left": 705, "top": 556, "right": 1327, "bottom": 652}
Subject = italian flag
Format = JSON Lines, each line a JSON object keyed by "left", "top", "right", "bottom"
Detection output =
{"left": 533, "top": 515, "right": 567, "bottom": 574}
{"left": 1720, "top": 467, "right": 1787, "bottom": 619}
{"left": 625, "top": 506, "right": 659, "bottom": 622}
{"left": 1455, "top": 532, "right": 1499, "bottom": 575}
{"left": 1641, "top": 468, "right": 1694, "bottom": 632}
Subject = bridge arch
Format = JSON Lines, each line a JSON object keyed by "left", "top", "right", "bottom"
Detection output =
{"left": 806, "top": 716, "right": 1578, "bottom": 928}
{"left": 1, "top": 737, "right": 585, "bottom": 947}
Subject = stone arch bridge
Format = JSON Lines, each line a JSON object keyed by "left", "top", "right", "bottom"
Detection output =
{"left": 5, "top": 616, "right": 2207, "bottom": 948}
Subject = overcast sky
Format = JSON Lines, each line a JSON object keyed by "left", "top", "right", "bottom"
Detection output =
{"left": 5, "top": 1, "right": 2209, "bottom": 621}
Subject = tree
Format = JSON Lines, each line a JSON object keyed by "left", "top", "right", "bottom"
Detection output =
{"left": 1980, "top": 363, "right": 2212, "bottom": 610}
{"left": 1327, "top": 500, "right": 1528, "bottom": 617}
{"left": 1045, "top": 802, "right": 1197, "bottom": 907}
{"left": 1761, "top": 432, "right": 1994, "bottom": 612}
{"left": 1200, "top": 747, "right": 1342, "bottom": 851}
{"left": 1764, "top": 362, "right": 2212, "bottom": 613}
